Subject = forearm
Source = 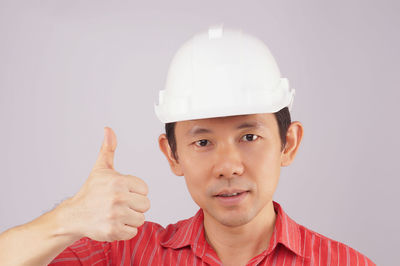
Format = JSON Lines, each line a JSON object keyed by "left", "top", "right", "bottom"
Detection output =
{"left": 0, "top": 198, "right": 82, "bottom": 266}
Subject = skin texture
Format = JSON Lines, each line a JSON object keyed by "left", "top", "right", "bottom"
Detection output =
{"left": 158, "top": 113, "right": 303, "bottom": 265}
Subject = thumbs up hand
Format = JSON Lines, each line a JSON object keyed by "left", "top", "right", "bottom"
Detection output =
{"left": 62, "top": 127, "right": 150, "bottom": 242}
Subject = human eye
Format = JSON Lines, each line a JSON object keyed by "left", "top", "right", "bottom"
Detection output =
{"left": 194, "top": 139, "right": 210, "bottom": 147}
{"left": 241, "top": 134, "right": 259, "bottom": 142}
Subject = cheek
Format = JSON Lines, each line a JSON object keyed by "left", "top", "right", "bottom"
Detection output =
{"left": 179, "top": 145, "right": 211, "bottom": 175}
{"left": 245, "top": 144, "right": 282, "bottom": 189}
{"left": 183, "top": 173, "right": 208, "bottom": 208}
{"left": 179, "top": 151, "right": 210, "bottom": 198}
{"left": 244, "top": 139, "right": 281, "bottom": 164}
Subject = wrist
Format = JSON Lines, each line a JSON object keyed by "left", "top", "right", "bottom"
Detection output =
{"left": 50, "top": 197, "right": 84, "bottom": 242}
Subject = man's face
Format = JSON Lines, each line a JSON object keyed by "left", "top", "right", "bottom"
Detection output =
{"left": 172, "top": 113, "right": 285, "bottom": 227}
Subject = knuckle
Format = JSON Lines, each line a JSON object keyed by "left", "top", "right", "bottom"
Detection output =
{"left": 110, "top": 176, "right": 124, "bottom": 188}
{"left": 143, "top": 197, "right": 151, "bottom": 211}
{"left": 136, "top": 178, "right": 149, "bottom": 194}
{"left": 142, "top": 182, "right": 149, "bottom": 195}
{"left": 111, "top": 193, "right": 125, "bottom": 206}
{"left": 105, "top": 225, "right": 118, "bottom": 241}
{"left": 125, "top": 174, "right": 138, "bottom": 182}
{"left": 124, "top": 227, "right": 138, "bottom": 240}
{"left": 136, "top": 182, "right": 148, "bottom": 196}
{"left": 106, "top": 210, "right": 118, "bottom": 221}
{"left": 116, "top": 226, "right": 138, "bottom": 241}
{"left": 137, "top": 213, "right": 145, "bottom": 226}
{"left": 107, "top": 224, "right": 128, "bottom": 241}
{"left": 107, "top": 207, "right": 123, "bottom": 221}
{"left": 127, "top": 175, "right": 148, "bottom": 195}
{"left": 115, "top": 230, "right": 125, "bottom": 241}
{"left": 130, "top": 227, "right": 138, "bottom": 237}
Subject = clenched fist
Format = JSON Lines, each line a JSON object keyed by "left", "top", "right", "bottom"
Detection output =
{"left": 61, "top": 127, "right": 150, "bottom": 242}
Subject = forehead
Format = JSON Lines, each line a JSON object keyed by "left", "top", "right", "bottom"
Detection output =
{"left": 175, "top": 113, "right": 277, "bottom": 136}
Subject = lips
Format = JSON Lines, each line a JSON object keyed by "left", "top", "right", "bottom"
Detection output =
{"left": 214, "top": 189, "right": 249, "bottom": 197}
{"left": 214, "top": 190, "right": 249, "bottom": 206}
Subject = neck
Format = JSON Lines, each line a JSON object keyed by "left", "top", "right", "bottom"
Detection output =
{"left": 203, "top": 201, "right": 277, "bottom": 266}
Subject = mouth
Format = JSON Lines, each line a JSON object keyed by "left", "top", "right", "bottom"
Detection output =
{"left": 213, "top": 190, "right": 250, "bottom": 206}
{"left": 214, "top": 190, "right": 250, "bottom": 198}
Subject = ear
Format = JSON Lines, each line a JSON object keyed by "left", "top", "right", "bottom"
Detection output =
{"left": 280, "top": 121, "right": 304, "bottom": 167}
{"left": 158, "top": 133, "right": 184, "bottom": 176}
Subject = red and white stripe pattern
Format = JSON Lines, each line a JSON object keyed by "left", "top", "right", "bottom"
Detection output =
{"left": 49, "top": 201, "right": 375, "bottom": 265}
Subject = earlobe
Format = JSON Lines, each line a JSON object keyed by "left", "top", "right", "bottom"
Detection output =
{"left": 280, "top": 144, "right": 291, "bottom": 167}
{"left": 158, "top": 134, "right": 184, "bottom": 176}
{"left": 280, "top": 121, "right": 304, "bottom": 167}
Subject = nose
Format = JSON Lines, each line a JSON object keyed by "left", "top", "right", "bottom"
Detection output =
{"left": 212, "top": 141, "right": 245, "bottom": 178}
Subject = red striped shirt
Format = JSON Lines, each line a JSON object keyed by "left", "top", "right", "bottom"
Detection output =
{"left": 48, "top": 201, "right": 375, "bottom": 265}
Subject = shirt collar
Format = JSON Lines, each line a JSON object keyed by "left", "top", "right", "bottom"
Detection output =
{"left": 160, "top": 208, "right": 204, "bottom": 251}
{"left": 266, "top": 201, "right": 308, "bottom": 258}
{"left": 160, "top": 201, "right": 307, "bottom": 259}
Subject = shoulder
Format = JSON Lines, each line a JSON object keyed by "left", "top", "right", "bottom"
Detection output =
{"left": 65, "top": 221, "right": 168, "bottom": 255}
{"left": 49, "top": 219, "right": 191, "bottom": 265}
{"left": 297, "top": 224, "right": 376, "bottom": 266}
{"left": 116, "top": 220, "right": 166, "bottom": 248}
{"left": 108, "top": 217, "right": 197, "bottom": 264}
{"left": 112, "top": 216, "right": 193, "bottom": 249}
{"left": 133, "top": 218, "right": 190, "bottom": 241}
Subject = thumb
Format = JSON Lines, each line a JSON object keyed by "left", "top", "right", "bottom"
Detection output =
{"left": 93, "top": 127, "right": 117, "bottom": 170}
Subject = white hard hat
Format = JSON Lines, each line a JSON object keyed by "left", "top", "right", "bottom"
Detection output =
{"left": 154, "top": 24, "right": 295, "bottom": 123}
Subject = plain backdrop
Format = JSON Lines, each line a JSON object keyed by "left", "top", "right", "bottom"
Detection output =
{"left": 1, "top": 0, "right": 399, "bottom": 265}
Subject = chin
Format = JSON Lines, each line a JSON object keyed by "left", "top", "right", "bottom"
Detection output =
{"left": 213, "top": 209, "right": 255, "bottom": 227}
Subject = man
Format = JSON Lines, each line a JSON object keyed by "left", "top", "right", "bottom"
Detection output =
{"left": 0, "top": 25, "right": 375, "bottom": 265}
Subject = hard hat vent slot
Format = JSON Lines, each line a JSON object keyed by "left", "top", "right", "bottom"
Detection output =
{"left": 208, "top": 24, "right": 224, "bottom": 39}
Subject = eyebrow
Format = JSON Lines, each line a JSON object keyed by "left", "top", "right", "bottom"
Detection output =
{"left": 186, "top": 121, "right": 265, "bottom": 136}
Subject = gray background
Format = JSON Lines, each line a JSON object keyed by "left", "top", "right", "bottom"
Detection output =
{"left": 0, "top": 0, "right": 398, "bottom": 265}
